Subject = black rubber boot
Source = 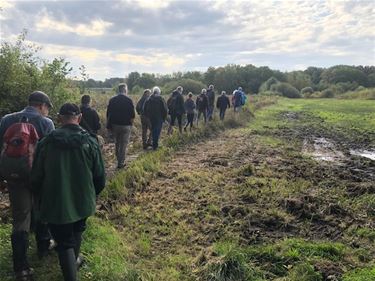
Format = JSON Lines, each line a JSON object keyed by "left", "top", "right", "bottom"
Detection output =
{"left": 11, "top": 232, "right": 32, "bottom": 275}
{"left": 58, "top": 248, "right": 77, "bottom": 281}
{"left": 73, "top": 232, "right": 84, "bottom": 269}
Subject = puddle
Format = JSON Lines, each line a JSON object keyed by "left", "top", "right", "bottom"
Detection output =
{"left": 350, "top": 149, "right": 375, "bottom": 161}
{"left": 303, "top": 138, "right": 345, "bottom": 162}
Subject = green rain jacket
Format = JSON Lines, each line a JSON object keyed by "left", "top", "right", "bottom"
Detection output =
{"left": 31, "top": 124, "right": 105, "bottom": 224}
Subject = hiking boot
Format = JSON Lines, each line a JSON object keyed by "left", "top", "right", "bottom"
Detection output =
{"left": 76, "top": 255, "right": 85, "bottom": 270}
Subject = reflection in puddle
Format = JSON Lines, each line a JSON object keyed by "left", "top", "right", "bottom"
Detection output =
{"left": 350, "top": 149, "right": 375, "bottom": 161}
{"left": 303, "top": 138, "right": 345, "bottom": 162}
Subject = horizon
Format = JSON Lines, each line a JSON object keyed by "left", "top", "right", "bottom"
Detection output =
{"left": 1, "top": 0, "right": 374, "bottom": 80}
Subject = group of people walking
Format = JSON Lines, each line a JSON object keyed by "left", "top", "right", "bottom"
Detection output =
{"left": 0, "top": 83, "right": 246, "bottom": 281}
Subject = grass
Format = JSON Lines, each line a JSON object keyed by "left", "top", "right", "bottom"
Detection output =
{"left": 1, "top": 96, "right": 374, "bottom": 280}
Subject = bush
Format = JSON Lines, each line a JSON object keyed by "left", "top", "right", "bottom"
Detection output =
{"left": 301, "top": 87, "right": 314, "bottom": 95}
{"left": 271, "top": 82, "right": 301, "bottom": 98}
{"left": 320, "top": 88, "right": 335, "bottom": 98}
{"left": 259, "top": 77, "right": 279, "bottom": 92}
{"left": 338, "top": 88, "right": 375, "bottom": 100}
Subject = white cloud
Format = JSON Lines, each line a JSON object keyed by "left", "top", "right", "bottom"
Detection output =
{"left": 36, "top": 12, "right": 113, "bottom": 37}
{"left": 125, "top": 0, "right": 172, "bottom": 9}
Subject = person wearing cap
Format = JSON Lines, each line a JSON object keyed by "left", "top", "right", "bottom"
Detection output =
{"left": 79, "top": 95, "right": 101, "bottom": 135}
{"left": 106, "top": 83, "right": 135, "bottom": 168}
{"left": 0, "top": 91, "right": 55, "bottom": 281}
{"left": 31, "top": 103, "right": 106, "bottom": 281}
{"left": 143, "top": 86, "right": 168, "bottom": 150}
{"left": 216, "top": 91, "right": 231, "bottom": 120}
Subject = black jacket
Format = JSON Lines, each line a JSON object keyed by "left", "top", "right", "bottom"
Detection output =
{"left": 216, "top": 95, "right": 230, "bottom": 110}
{"left": 106, "top": 94, "right": 135, "bottom": 128}
{"left": 196, "top": 94, "right": 208, "bottom": 111}
{"left": 207, "top": 89, "right": 215, "bottom": 106}
{"left": 167, "top": 91, "right": 185, "bottom": 115}
{"left": 80, "top": 105, "right": 101, "bottom": 134}
{"left": 143, "top": 95, "right": 168, "bottom": 125}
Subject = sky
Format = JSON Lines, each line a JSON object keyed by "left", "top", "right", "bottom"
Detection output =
{"left": 0, "top": 0, "right": 374, "bottom": 80}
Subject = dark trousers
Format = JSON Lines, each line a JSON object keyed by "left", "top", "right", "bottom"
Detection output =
{"left": 151, "top": 121, "right": 163, "bottom": 150}
{"left": 185, "top": 113, "right": 194, "bottom": 129}
{"left": 140, "top": 115, "right": 152, "bottom": 148}
{"left": 49, "top": 219, "right": 87, "bottom": 252}
{"left": 197, "top": 110, "right": 207, "bottom": 125}
{"left": 219, "top": 108, "right": 227, "bottom": 120}
{"left": 207, "top": 105, "right": 214, "bottom": 120}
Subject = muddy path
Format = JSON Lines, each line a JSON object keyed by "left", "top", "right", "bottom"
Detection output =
{"left": 118, "top": 115, "right": 375, "bottom": 279}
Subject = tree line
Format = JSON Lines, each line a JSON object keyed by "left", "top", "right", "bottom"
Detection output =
{"left": 1, "top": 31, "right": 374, "bottom": 116}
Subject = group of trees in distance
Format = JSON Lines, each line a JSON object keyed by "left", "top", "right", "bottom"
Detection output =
{"left": 1, "top": 31, "right": 374, "bottom": 117}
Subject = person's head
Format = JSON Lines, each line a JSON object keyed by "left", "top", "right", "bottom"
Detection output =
{"left": 201, "top": 88, "right": 207, "bottom": 95}
{"left": 143, "top": 89, "right": 151, "bottom": 97}
{"left": 177, "top": 86, "right": 183, "bottom": 94}
{"left": 152, "top": 86, "right": 161, "bottom": 96}
{"left": 58, "top": 103, "right": 82, "bottom": 125}
{"left": 209, "top": 84, "right": 214, "bottom": 90}
{"left": 238, "top": 86, "right": 242, "bottom": 91}
{"left": 221, "top": 91, "right": 226, "bottom": 95}
{"left": 81, "top": 94, "right": 91, "bottom": 106}
{"left": 28, "top": 91, "right": 53, "bottom": 117}
{"left": 118, "top": 83, "right": 128, "bottom": 95}
{"left": 188, "top": 92, "right": 193, "bottom": 99}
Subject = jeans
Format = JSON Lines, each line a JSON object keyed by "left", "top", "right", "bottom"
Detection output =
{"left": 219, "top": 108, "right": 227, "bottom": 120}
{"left": 151, "top": 121, "right": 163, "bottom": 150}
{"left": 112, "top": 125, "right": 132, "bottom": 167}
{"left": 207, "top": 105, "right": 214, "bottom": 120}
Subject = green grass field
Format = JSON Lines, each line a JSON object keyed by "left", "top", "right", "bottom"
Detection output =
{"left": 0, "top": 97, "right": 374, "bottom": 281}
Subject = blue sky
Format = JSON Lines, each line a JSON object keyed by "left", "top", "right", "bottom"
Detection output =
{"left": 0, "top": 0, "right": 374, "bottom": 80}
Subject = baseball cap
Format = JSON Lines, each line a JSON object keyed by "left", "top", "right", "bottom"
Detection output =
{"left": 58, "top": 103, "right": 81, "bottom": 116}
{"left": 28, "top": 91, "right": 53, "bottom": 108}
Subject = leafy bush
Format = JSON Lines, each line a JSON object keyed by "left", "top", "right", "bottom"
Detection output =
{"left": 301, "top": 87, "right": 314, "bottom": 95}
{"left": 259, "top": 77, "right": 279, "bottom": 92}
{"left": 271, "top": 82, "right": 301, "bottom": 98}
{"left": 320, "top": 88, "right": 335, "bottom": 98}
{"left": 0, "top": 31, "right": 76, "bottom": 117}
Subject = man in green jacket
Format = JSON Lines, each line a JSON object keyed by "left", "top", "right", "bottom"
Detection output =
{"left": 31, "top": 103, "right": 105, "bottom": 281}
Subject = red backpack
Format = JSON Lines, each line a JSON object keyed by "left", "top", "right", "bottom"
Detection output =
{"left": 0, "top": 117, "right": 39, "bottom": 181}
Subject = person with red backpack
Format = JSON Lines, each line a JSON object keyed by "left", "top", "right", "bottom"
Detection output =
{"left": 0, "top": 91, "right": 55, "bottom": 281}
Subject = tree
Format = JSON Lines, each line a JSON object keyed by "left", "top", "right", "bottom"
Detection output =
{"left": 126, "top": 71, "right": 140, "bottom": 91}
{"left": 320, "top": 65, "right": 368, "bottom": 86}
{"left": 78, "top": 65, "right": 88, "bottom": 95}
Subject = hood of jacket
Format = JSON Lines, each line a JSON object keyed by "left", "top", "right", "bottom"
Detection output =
{"left": 45, "top": 124, "right": 91, "bottom": 149}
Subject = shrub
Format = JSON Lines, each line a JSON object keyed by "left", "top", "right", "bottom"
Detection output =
{"left": 301, "top": 87, "right": 314, "bottom": 95}
{"left": 259, "top": 77, "right": 279, "bottom": 92}
{"left": 320, "top": 88, "right": 335, "bottom": 98}
{"left": 271, "top": 82, "right": 301, "bottom": 98}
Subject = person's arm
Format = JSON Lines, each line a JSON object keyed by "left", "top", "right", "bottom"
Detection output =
{"left": 161, "top": 98, "right": 168, "bottom": 120}
{"left": 93, "top": 110, "right": 101, "bottom": 131}
{"left": 106, "top": 100, "right": 112, "bottom": 130}
{"left": 92, "top": 141, "right": 106, "bottom": 195}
